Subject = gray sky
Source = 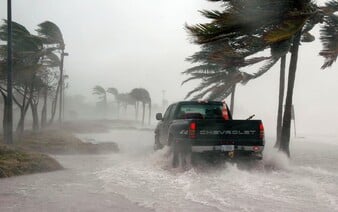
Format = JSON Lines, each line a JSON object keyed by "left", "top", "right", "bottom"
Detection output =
{"left": 0, "top": 0, "right": 337, "bottom": 136}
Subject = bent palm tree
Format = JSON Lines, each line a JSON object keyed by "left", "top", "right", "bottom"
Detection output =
{"left": 0, "top": 21, "right": 45, "bottom": 135}
{"left": 185, "top": 0, "right": 338, "bottom": 156}
{"left": 107, "top": 87, "right": 119, "bottom": 117}
{"left": 93, "top": 85, "right": 107, "bottom": 115}
{"left": 36, "top": 21, "right": 66, "bottom": 124}
{"left": 130, "top": 88, "right": 152, "bottom": 125}
{"left": 107, "top": 87, "right": 118, "bottom": 97}
{"left": 116, "top": 93, "right": 136, "bottom": 118}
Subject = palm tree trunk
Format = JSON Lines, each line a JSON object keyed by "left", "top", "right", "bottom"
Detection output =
{"left": 15, "top": 102, "right": 30, "bottom": 136}
{"left": 16, "top": 108, "right": 25, "bottom": 135}
{"left": 41, "top": 87, "right": 48, "bottom": 128}
{"left": 104, "top": 94, "right": 107, "bottom": 117}
{"left": 230, "top": 84, "right": 236, "bottom": 116}
{"left": 142, "top": 102, "right": 145, "bottom": 126}
{"left": 275, "top": 56, "right": 286, "bottom": 148}
{"left": 148, "top": 101, "right": 151, "bottom": 125}
{"left": 135, "top": 102, "right": 139, "bottom": 120}
{"left": 116, "top": 101, "right": 120, "bottom": 119}
{"left": 31, "top": 102, "right": 39, "bottom": 132}
{"left": 280, "top": 32, "right": 301, "bottom": 157}
{"left": 49, "top": 82, "right": 60, "bottom": 125}
{"left": 14, "top": 86, "right": 31, "bottom": 136}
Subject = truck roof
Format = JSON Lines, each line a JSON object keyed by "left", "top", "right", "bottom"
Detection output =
{"left": 173, "top": 100, "right": 224, "bottom": 105}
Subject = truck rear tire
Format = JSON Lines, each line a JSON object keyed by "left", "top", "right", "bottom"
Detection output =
{"left": 170, "top": 137, "right": 192, "bottom": 169}
{"left": 170, "top": 138, "right": 179, "bottom": 168}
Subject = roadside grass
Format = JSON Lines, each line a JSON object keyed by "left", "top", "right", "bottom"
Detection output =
{"left": 0, "top": 144, "right": 62, "bottom": 178}
{"left": 15, "top": 129, "right": 119, "bottom": 154}
{"left": 0, "top": 127, "right": 119, "bottom": 178}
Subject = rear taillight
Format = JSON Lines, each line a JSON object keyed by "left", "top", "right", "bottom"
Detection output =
{"left": 252, "top": 146, "right": 260, "bottom": 152}
{"left": 189, "top": 122, "right": 196, "bottom": 139}
{"left": 259, "top": 122, "right": 264, "bottom": 139}
{"left": 222, "top": 106, "right": 229, "bottom": 120}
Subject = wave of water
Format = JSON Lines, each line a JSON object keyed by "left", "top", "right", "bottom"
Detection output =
{"left": 89, "top": 130, "right": 338, "bottom": 212}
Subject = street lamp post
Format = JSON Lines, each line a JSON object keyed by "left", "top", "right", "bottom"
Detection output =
{"left": 62, "top": 75, "right": 69, "bottom": 121}
{"left": 58, "top": 51, "right": 68, "bottom": 125}
{"left": 5, "top": 0, "right": 13, "bottom": 144}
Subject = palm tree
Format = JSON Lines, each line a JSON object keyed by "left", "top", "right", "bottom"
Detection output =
{"left": 36, "top": 21, "right": 66, "bottom": 124}
{"left": 92, "top": 85, "right": 107, "bottom": 115}
{"left": 0, "top": 20, "right": 68, "bottom": 136}
{"left": 107, "top": 87, "right": 119, "bottom": 117}
{"left": 186, "top": 0, "right": 338, "bottom": 156}
{"left": 39, "top": 51, "right": 61, "bottom": 128}
{"left": 107, "top": 87, "right": 118, "bottom": 97}
{"left": 117, "top": 93, "right": 137, "bottom": 116}
{"left": 279, "top": 2, "right": 338, "bottom": 156}
{"left": 0, "top": 20, "right": 45, "bottom": 135}
{"left": 130, "top": 88, "right": 152, "bottom": 125}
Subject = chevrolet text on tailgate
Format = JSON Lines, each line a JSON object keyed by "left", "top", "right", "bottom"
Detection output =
{"left": 154, "top": 101, "right": 265, "bottom": 168}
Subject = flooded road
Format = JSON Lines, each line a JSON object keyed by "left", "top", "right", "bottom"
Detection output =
{"left": 1, "top": 129, "right": 338, "bottom": 212}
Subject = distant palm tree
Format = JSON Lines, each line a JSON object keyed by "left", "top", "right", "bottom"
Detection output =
{"left": 107, "top": 87, "right": 119, "bottom": 117}
{"left": 130, "top": 88, "right": 151, "bottom": 125}
{"left": 107, "top": 87, "right": 118, "bottom": 97}
{"left": 116, "top": 93, "right": 136, "bottom": 117}
{"left": 92, "top": 85, "right": 107, "bottom": 114}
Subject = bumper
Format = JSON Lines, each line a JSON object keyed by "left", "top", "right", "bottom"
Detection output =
{"left": 191, "top": 145, "right": 263, "bottom": 160}
{"left": 191, "top": 145, "right": 264, "bottom": 153}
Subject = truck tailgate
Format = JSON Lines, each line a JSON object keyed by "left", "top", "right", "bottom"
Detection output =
{"left": 191, "top": 120, "right": 264, "bottom": 146}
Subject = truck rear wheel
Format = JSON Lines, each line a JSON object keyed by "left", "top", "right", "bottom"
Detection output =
{"left": 170, "top": 137, "right": 192, "bottom": 169}
{"left": 170, "top": 138, "right": 179, "bottom": 168}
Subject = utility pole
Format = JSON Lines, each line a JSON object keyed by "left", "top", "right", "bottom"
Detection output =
{"left": 5, "top": 0, "right": 13, "bottom": 144}
{"left": 62, "top": 75, "right": 69, "bottom": 121}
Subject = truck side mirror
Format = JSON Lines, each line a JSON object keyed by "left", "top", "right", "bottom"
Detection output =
{"left": 156, "top": 113, "right": 163, "bottom": 120}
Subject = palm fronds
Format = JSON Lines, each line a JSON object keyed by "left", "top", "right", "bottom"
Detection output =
{"left": 107, "top": 87, "right": 118, "bottom": 96}
{"left": 319, "top": 14, "right": 338, "bottom": 69}
{"left": 36, "top": 21, "right": 64, "bottom": 48}
{"left": 92, "top": 85, "right": 106, "bottom": 95}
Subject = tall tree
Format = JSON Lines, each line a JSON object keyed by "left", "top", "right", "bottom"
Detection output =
{"left": 130, "top": 88, "right": 152, "bottom": 125}
{"left": 280, "top": 32, "right": 302, "bottom": 156}
{"left": 36, "top": 21, "right": 66, "bottom": 125}
{"left": 39, "top": 51, "right": 61, "bottom": 128}
{"left": 185, "top": 0, "right": 338, "bottom": 156}
{"left": 0, "top": 21, "right": 44, "bottom": 136}
{"left": 275, "top": 56, "right": 286, "bottom": 148}
{"left": 92, "top": 85, "right": 107, "bottom": 115}
{"left": 116, "top": 93, "right": 136, "bottom": 118}
{"left": 107, "top": 87, "right": 119, "bottom": 117}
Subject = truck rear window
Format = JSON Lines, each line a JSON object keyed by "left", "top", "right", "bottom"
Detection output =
{"left": 176, "top": 103, "right": 230, "bottom": 120}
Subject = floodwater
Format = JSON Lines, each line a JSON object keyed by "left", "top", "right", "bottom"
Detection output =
{"left": 1, "top": 129, "right": 338, "bottom": 212}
